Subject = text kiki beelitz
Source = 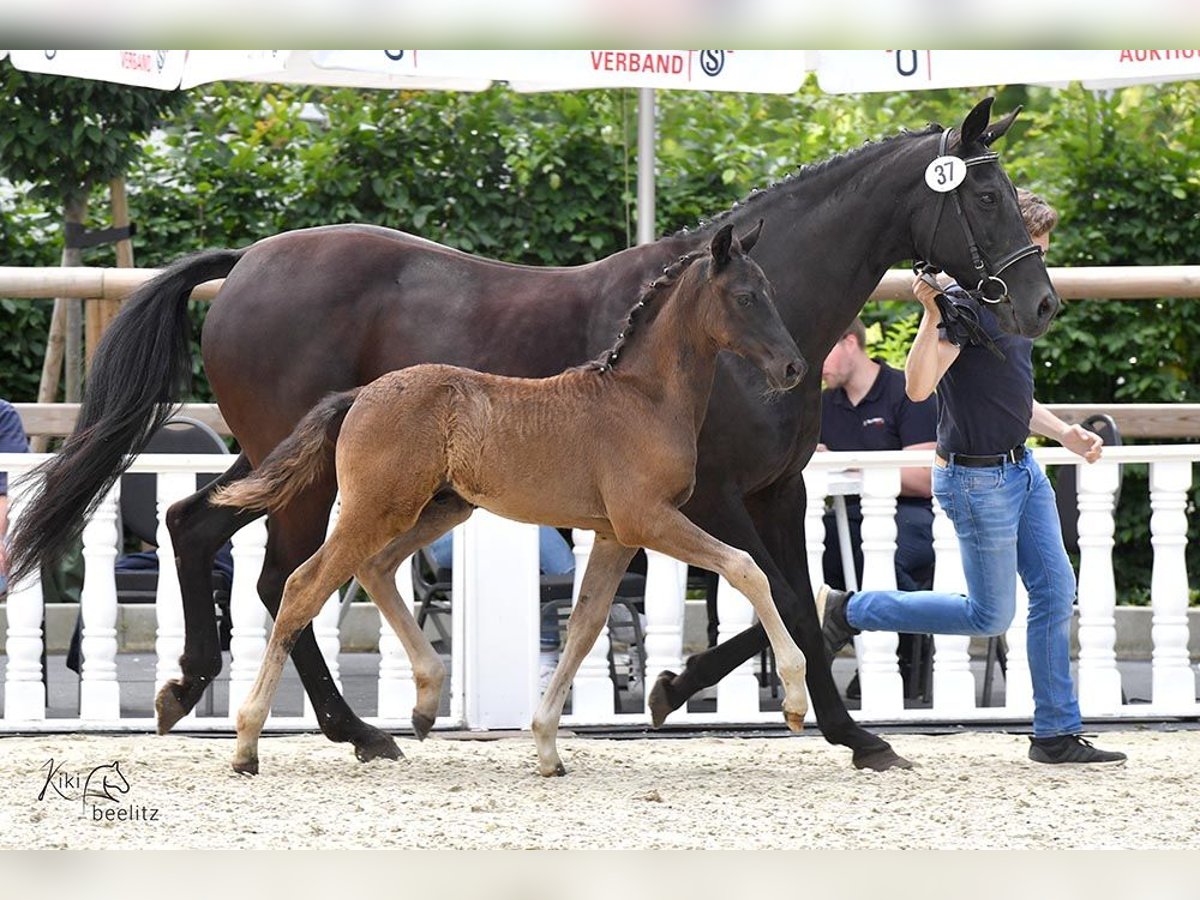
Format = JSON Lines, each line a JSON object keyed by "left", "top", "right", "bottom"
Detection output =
{"left": 38, "top": 758, "right": 161, "bottom": 822}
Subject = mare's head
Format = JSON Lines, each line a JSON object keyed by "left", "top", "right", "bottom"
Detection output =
{"left": 697, "top": 221, "right": 806, "bottom": 391}
{"left": 913, "top": 97, "right": 1060, "bottom": 338}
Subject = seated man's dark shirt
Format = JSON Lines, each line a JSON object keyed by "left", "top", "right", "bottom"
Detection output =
{"left": 820, "top": 360, "right": 937, "bottom": 487}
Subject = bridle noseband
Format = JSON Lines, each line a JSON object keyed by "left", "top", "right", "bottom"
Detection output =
{"left": 917, "top": 129, "right": 1043, "bottom": 305}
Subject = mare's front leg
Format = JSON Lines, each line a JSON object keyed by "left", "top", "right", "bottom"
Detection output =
{"left": 256, "top": 483, "right": 402, "bottom": 764}
{"left": 621, "top": 506, "right": 808, "bottom": 731}
{"left": 745, "top": 479, "right": 910, "bottom": 771}
{"left": 532, "top": 536, "right": 637, "bottom": 777}
{"left": 157, "top": 454, "right": 256, "bottom": 732}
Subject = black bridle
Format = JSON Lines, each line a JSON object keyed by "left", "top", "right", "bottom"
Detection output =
{"left": 917, "top": 129, "right": 1043, "bottom": 306}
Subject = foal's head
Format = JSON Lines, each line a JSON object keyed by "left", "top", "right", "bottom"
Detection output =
{"left": 696, "top": 222, "right": 807, "bottom": 392}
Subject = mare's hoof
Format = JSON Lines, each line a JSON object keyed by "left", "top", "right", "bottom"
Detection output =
{"left": 853, "top": 746, "right": 914, "bottom": 772}
{"left": 155, "top": 679, "right": 200, "bottom": 735}
{"left": 411, "top": 711, "right": 436, "bottom": 742}
{"left": 232, "top": 758, "right": 259, "bottom": 776}
{"left": 353, "top": 730, "right": 403, "bottom": 763}
{"left": 648, "top": 670, "right": 682, "bottom": 728}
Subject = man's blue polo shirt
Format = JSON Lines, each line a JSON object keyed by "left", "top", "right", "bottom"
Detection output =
{"left": 820, "top": 360, "right": 937, "bottom": 505}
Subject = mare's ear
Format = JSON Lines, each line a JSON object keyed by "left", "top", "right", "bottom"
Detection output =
{"left": 982, "top": 106, "right": 1022, "bottom": 146}
{"left": 958, "top": 96, "right": 995, "bottom": 150}
{"left": 710, "top": 223, "right": 735, "bottom": 270}
{"left": 738, "top": 219, "right": 764, "bottom": 256}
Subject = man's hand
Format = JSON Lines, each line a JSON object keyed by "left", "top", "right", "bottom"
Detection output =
{"left": 911, "top": 273, "right": 944, "bottom": 317}
{"left": 1060, "top": 424, "right": 1103, "bottom": 463}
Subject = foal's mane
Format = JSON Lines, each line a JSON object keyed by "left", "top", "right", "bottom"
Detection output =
{"left": 586, "top": 246, "right": 709, "bottom": 374}
{"left": 672, "top": 122, "right": 943, "bottom": 238}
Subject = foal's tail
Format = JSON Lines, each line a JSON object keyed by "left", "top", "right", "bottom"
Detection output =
{"left": 212, "top": 389, "right": 360, "bottom": 513}
{"left": 7, "top": 248, "right": 245, "bottom": 586}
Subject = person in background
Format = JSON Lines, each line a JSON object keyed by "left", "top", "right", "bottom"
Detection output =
{"left": 818, "top": 317, "right": 937, "bottom": 699}
{"left": 821, "top": 189, "right": 1126, "bottom": 766}
{"left": 0, "top": 398, "right": 30, "bottom": 596}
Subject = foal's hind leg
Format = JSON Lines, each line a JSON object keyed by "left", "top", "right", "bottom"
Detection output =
{"left": 618, "top": 506, "right": 808, "bottom": 731}
{"left": 532, "top": 536, "right": 637, "bottom": 777}
{"left": 353, "top": 492, "right": 475, "bottom": 741}
{"left": 257, "top": 483, "right": 402, "bottom": 764}
{"left": 233, "top": 509, "right": 403, "bottom": 775}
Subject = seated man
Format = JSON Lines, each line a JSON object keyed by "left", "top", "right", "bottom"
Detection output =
{"left": 0, "top": 398, "right": 30, "bottom": 597}
{"left": 818, "top": 317, "right": 937, "bottom": 698}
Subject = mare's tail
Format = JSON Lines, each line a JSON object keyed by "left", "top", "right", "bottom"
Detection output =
{"left": 6, "top": 249, "right": 245, "bottom": 585}
{"left": 211, "top": 390, "right": 360, "bottom": 513}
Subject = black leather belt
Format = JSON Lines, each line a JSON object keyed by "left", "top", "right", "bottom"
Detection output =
{"left": 936, "top": 445, "right": 1026, "bottom": 468}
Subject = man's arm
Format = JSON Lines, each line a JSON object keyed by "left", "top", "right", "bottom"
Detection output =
{"left": 905, "top": 275, "right": 961, "bottom": 402}
{"left": 1030, "top": 400, "right": 1103, "bottom": 463}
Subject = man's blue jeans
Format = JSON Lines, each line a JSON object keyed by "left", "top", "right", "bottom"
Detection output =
{"left": 845, "top": 452, "right": 1082, "bottom": 737}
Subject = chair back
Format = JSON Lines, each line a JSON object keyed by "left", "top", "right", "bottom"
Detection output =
{"left": 1055, "top": 413, "right": 1123, "bottom": 556}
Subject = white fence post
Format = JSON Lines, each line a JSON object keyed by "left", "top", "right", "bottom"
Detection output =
{"left": 459, "top": 512, "right": 539, "bottom": 729}
{"left": 1075, "top": 460, "right": 1122, "bottom": 715}
{"left": 641, "top": 548, "right": 686, "bottom": 713}
{"left": 1003, "top": 581, "right": 1034, "bottom": 716}
{"left": 802, "top": 468, "right": 828, "bottom": 598}
{"left": 568, "top": 529, "right": 615, "bottom": 719}
{"left": 856, "top": 466, "right": 904, "bottom": 715}
{"left": 228, "top": 518, "right": 269, "bottom": 719}
{"left": 376, "top": 555, "right": 417, "bottom": 720}
{"left": 3, "top": 473, "right": 46, "bottom": 721}
{"left": 1149, "top": 459, "right": 1193, "bottom": 710}
{"left": 929, "top": 495, "right": 975, "bottom": 713}
{"left": 79, "top": 486, "right": 120, "bottom": 720}
{"left": 714, "top": 576, "right": 759, "bottom": 718}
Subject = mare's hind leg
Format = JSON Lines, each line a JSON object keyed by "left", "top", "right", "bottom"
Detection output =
{"left": 353, "top": 491, "right": 475, "bottom": 741}
{"left": 532, "top": 535, "right": 637, "bottom": 777}
{"left": 157, "top": 453, "right": 257, "bottom": 732}
{"left": 257, "top": 483, "right": 402, "bottom": 764}
{"left": 233, "top": 507, "right": 406, "bottom": 775}
{"left": 619, "top": 506, "right": 808, "bottom": 731}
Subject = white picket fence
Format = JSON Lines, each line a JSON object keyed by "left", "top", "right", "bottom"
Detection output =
{"left": 1, "top": 444, "right": 1196, "bottom": 732}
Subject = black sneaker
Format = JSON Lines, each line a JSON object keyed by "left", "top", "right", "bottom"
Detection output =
{"left": 816, "top": 584, "right": 859, "bottom": 659}
{"left": 1028, "top": 734, "right": 1127, "bottom": 767}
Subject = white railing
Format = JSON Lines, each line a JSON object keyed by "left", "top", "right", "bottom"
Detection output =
{"left": 1, "top": 444, "right": 1196, "bottom": 732}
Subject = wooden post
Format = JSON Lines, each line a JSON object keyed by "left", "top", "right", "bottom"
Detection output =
{"left": 85, "top": 178, "right": 133, "bottom": 376}
{"left": 32, "top": 196, "right": 87, "bottom": 451}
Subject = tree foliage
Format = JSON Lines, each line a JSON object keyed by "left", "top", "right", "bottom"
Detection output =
{"left": 1, "top": 70, "right": 1197, "bottom": 598}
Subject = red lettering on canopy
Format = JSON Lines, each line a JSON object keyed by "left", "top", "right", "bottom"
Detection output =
{"left": 120, "top": 51, "right": 151, "bottom": 72}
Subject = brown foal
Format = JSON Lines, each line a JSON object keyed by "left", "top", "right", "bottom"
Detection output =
{"left": 213, "top": 222, "right": 809, "bottom": 776}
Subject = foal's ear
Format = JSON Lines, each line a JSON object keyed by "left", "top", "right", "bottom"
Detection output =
{"left": 982, "top": 105, "right": 1022, "bottom": 146}
{"left": 738, "top": 219, "right": 764, "bottom": 255}
{"left": 710, "top": 223, "right": 735, "bottom": 270}
{"left": 958, "top": 96, "right": 995, "bottom": 150}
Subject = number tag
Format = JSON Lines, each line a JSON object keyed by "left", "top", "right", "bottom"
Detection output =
{"left": 924, "top": 155, "right": 966, "bottom": 193}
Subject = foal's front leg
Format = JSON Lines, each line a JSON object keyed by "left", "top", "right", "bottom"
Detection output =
{"left": 621, "top": 506, "right": 808, "bottom": 731}
{"left": 532, "top": 536, "right": 637, "bottom": 777}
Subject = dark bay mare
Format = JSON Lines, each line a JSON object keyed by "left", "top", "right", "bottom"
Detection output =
{"left": 212, "top": 224, "right": 810, "bottom": 776}
{"left": 10, "top": 98, "right": 1058, "bottom": 771}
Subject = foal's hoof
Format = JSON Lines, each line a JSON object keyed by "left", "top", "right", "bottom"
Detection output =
{"left": 648, "top": 670, "right": 683, "bottom": 728}
{"left": 353, "top": 730, "right": 404, "bottom": 764}
{"left": 784, "top": 711, "right": 806, "bottom": 733}
{"left": 231, "top": 757, "right": 259, "bottom": 776}
{"left": 538, "top": 761, "right": 568, "bottom": 778}
{"left": 155, "top": 679, "right": 200, "bottom": 735}
{"left": 411, "top": 711, "right": 436, "bottom": 742}
{"left": 853, "top": 745, "right": 914, "bottom": 772}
